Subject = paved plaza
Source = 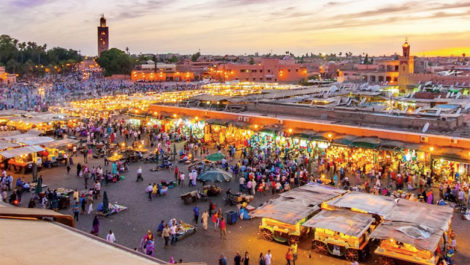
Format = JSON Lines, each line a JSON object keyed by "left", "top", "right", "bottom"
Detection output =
{"left": 14, "top": 141, "right": 470, "bottom": 265}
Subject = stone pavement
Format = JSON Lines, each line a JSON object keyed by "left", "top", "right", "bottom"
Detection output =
{"left": 15, "top": 149, "right": 470, "bottom": 265}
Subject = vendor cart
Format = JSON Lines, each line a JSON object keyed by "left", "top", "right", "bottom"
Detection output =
{"left": 305, "top": 209, "right": 377, "bottom": 262}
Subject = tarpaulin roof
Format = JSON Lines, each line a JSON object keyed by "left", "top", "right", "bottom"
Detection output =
{"left": 370, "top": 199, "right": 453, "bottom": 252}
{"left": 0, "top": 131, "right": 21, "bottom": 137}
{"left": 0, "top": 145, "right": 44, "bottom": 158}
{"left": 252, "top": 200, "right": 320, "bottom": 224}
{"left": 42, "top": 138, "right": 78, "bottom": 148}
{"left": 325, "top": 191, "right": 396, "bottom": 217}
{"left": 0, "top": 141, "right": 21, "bottom": 150}
{"left": 281, "top": 183, "right": 346, "bottom": 206}
{"left": 252, "top": 184, "right": 346, "bottom": 224}
{"left": 18, "top": 136, "right": 55, "bottom": 146}
{"left": 303, "top": 209, "right": 375, "bottom": 237}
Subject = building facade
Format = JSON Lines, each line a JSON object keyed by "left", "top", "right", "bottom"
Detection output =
{"left": 210, "top": 58, "right": 308, "bottom": 83}
{"left": 97, "top": 16, "right": 109, "bottom": 56}
{"left": 0, "top": 67, "right": 16, "bottom": 85}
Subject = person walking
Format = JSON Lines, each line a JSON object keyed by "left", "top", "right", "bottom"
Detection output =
{"left": 234, "top": 252, "right": 242, "bottom": 265}
{"left": 259, "top": 253, "right": 265, "bottom": 265}
{"left": 91, "top": 215, "right": 100, "bottom": 236}
{"left": 201, "top": 210, "right": 209, "bottom": 230}
{"left": 146, "top": 184, "right": 153, "bottom": 200}
{"left": 243, "top": 251, "right": 250, "bottom": 265}
{"left": 170, "top": 223, "right": 177, "bottom": 245}
{"left": 76, "top": 163, "right": 82, "bottom": 177}
{"left": 106, "top": 230, "right": 116, "bottom": 243}
{"left": 290, "top": 242, "right": 298, "bottom": 265}
{"left": 219, "top": 254, "right": 227, "bottom": 265}
{"left": 136, "top": 166, "right": 143, "bottom": 182}
{"left": 285, "top": 249, "right": 293, "bottom": 265}
{"left": 193, "top": 206, "right": 199, "bottom": 224}
{"left": 219, "top": 217, "right": 226, "bottom": 239}
{"left": 162, "top": 224, "right": 170, "bottom": 248}
{"left": 72, "top": 201, "right": 80, "bottom": 221}
{"left": 264, "top": 250, "right": 272, "bottom": 265}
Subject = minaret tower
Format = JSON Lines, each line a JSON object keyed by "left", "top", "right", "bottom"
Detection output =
{"left": 97, "top": 15, "right": 109, "bottom": 56}
{"left": 398, "top": 38, "right": 414, "bottom": 92}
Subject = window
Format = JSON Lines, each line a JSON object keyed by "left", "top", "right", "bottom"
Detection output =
{"left": 251, "top": 70, "right": 257, "bottom": 73}
{"left": 267, "top": 69, "right": 271, "bottom": 73}
{"left": 295, "top": 69, "right": 298, "bottom": 72}
{"left": 240, "top": 69, "right": 246, "bottom": 73}
{"left": 260, "top": 70, "right": 263, "bottom": 73}
{"left": 253, "top": 78, "right": 256, "bottom": 81}
{"left": 288, "top": 69, "right": 291, "bottom": 72}
{"left": 266, "top": 77, "right": 272, "bottom": 80}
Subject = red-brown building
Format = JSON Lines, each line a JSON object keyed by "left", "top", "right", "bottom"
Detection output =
{"left": 210, "top": 58, "right": 307, "bottom": 83}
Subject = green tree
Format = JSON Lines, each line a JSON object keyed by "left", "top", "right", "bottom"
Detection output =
{"left": 96, "top": 48, "right": 134, "bottom": 76}
{"left": 191, "top": 52, "right": 201, "bottom": 62}
{"left": 248, "top": 57, "right": 254, "bottom": 65}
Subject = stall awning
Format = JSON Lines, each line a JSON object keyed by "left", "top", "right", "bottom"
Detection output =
{"left": 303, "top": 209, "right": 374, "bottom": 237}
{"left": 0, "top": 141, "right": 21, "bottom": 151}
{"left": 206, "top": 119, "right": 228, "bottom": 126}
{"left": 379, "top": 140, "right": 407, "bottom": 150}
{"left": 42, "top": 139, "right": 79, "bottom": 149}
{"left": 352, "top": 137, "right": 379, "bottom": 149}
{"left": 0, "top": 145, "right": 44, "bottom": 159}
{"left": 333, "top": 135, "right": 357, "bottom": 146}
{"left": 18, "top": 137, "right": 55, "bottom": 146}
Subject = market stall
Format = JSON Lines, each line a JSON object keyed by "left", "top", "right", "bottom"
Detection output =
{"left": 323, "top": 191, "right": 396, "bottom": 217}
{"left": 0, "top": 145, "right": 44, "bottom": 173}
{"left": 304, "top": 209, "right": 377, "bottom": 261}
{"left": 370, "top": 199, "right": 454, "bottom": 265}
{"left": 252, "top": 184, "right": 346, "bottom": 244}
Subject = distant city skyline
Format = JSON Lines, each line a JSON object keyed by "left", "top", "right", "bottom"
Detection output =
{"left": 2, "top": 0, "right": 470, "bottom": 56}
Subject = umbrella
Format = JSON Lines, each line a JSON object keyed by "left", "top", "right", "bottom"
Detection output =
{"left": 197, "top": 169, "right": 232, "bottom": 183}
{"left": 102, "top": 191, "right": 109, "bottom": 214}
{"left": 35, "top": 177, "right": 42, "bottom": 194}
{"left": 205, "top": 153, "right": 224, "bottom": 162}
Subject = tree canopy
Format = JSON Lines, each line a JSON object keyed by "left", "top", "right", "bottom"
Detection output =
{"left": 96, "top": 48, "right": 135, "bottom": 76}
{"left": 0, "top": 34, "right": 82, "bottom": 76}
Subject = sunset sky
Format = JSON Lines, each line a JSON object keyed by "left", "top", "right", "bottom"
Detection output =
{"left": 2, "top": 0, "right": 470, "bottom": 56}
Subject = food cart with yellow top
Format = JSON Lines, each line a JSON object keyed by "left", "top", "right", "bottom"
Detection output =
{"left": 370, "top": 199, "right": 454, "bottom": 265}
{"left": 252, "top": 184, "right": 346, "bottom": 244}
{"left": 304, "top": 208, "right": 377, "bottom": 261}
{"left": 0, "top": 145, "right": 44, "bottom": 173}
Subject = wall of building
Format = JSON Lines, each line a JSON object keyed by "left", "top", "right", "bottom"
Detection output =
{"left": 248, "top": 102, "right": 461, "bottom": 131}
{"left": 148, "top": 104, "right": 470, "bottom": 149}
{"left": 211, "top": 58, "right": 307, "bottom": 83}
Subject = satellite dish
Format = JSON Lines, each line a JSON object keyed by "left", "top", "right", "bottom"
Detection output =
{"left": 456, "top": 92, "right": 461, "bottom": 99}
{"left": 436, "top": 109, "right": 441, "bottom": 116}
{"left": 464, "top": 103, "right": 470, "bottom": 111}
{"left": 437, "top": 95, "right": 441, "bottom": 99}
{"left": 418, "top": 85, "right": 422, "bottom": 90}
{"left": 456, "top": 108, "right": 462, "bottom": 114}
{"left": 446, "top": 92, "right": 450, "bottom": 98}
{"left": 422, "top": 122, "right": 430, "bottom": 133}
{"left": 360, "top": 98, "right": 366, "bottom": 105}
{"left": 415, "top": 107, "right": 422, "bottom": 113}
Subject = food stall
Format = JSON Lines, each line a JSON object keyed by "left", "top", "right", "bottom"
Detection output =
{"left": 322, "top": 191, "right": 396, "bottom": 218}
{"left": 252, "top": 184, "right": 346, "bottom": 244}
{"left": 0, "top": 145, "right": 44, "bottom": 173}
{"left": 42, "top": 139, "right": 78, "bottom": 165}
{"left": 107, "top": 152, "right": 123, "bottom": 162}
{"left": 371, "top": 199, "right": 454, "bottom": 265}
{"left": 304, "top": 209, "right": 377, "bottom": 261}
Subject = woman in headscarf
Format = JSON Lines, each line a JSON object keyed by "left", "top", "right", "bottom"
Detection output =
{"left": 91, "top": 215, "right": 100, "bottom": 235}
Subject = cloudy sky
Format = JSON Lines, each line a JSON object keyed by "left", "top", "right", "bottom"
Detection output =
{"left": 1, "top": 0, "right": 470, "bottom": 56}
